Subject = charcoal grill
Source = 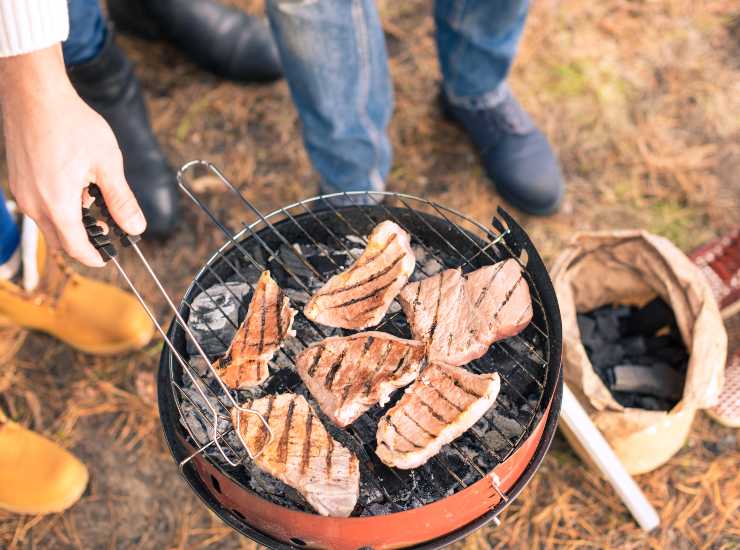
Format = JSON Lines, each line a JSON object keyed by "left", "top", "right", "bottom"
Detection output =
{"left": 84, "top": 160, "right": 562, "bottom": 549}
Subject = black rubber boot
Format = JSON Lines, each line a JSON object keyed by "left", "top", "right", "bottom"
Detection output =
{"left": 68, "top": 31, "right": 179, "bottom": 239}
{"left": 108, "top": 0, "right": 282, "bottom": 83}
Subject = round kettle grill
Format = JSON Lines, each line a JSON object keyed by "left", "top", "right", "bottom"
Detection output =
{"left": 83, "top": 161, "right": 563, "bottom": 549}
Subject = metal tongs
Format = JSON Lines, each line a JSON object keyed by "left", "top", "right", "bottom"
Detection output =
{"left": 82, "top": 183, "right": 272, "bottom": 466}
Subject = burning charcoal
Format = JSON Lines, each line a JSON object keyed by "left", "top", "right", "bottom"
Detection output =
{"left": 307, "top": 254, "right": 338, "bottom": 276}
{"left": 611, "top": 364, "right": 683, "bottom": 401}
{"left": 422, "top": 258, "right": 444, "bottom": 276}
{"left": 189, "top": 355, "right": 210, "bottom": 375}
{"left": 186, "top": 282, "right": 249, "bottom": 357}
{"left": 359, "top": 481, "right": 384, "bottom": 506}
{"left": 621, "top": 297, "right": 675, "bottom": 336}
{"left": 577, "top": 314, "right": 597, "bottom": 344}
{"left": 283, "top": 288, "right": 311, "bottom": 305}
{"left": 490, "top": 411, "right": 523, "bottom": 441}
{"left": 346, "top": 234, "right": 365, "bottom": 246}
{"left": 278, "top": 244, "right": 314, "bottom": 280}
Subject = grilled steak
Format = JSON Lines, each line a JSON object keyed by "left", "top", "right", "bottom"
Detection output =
{"left": 232, "top": 394, "right": 360, "bottom": 517}
{"left": 376, "top": 363, "right": 501, "bottom": 469}
{"left": 296, "top": 332, "right": 427, "bottom": 427}
{"left": 399, "top": 260, "right": 532, "bottom": 365}
{"left": 459, "top": 260, "right": 532, "bottom": 351}
{"left": 304, "top": 221, "right": 416, "bottom": 329}
{"left": 213, "top": 271, "right": 296, "bottom": 389}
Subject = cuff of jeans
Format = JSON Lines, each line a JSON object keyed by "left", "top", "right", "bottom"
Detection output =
{"left": 0, "top": 0, "right": 70, "bottom": 57}
{"left": 443, "top": 82, "right": 510, "bottom": 111}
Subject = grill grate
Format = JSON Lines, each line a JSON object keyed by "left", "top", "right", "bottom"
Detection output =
{"left": 165, "top": 161, "right": 551, "bottom": 515}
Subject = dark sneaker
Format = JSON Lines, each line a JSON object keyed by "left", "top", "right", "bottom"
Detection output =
{"left": 108, "top": 0, "right": 282, "bottom": 83}
{"left": 440, "top": 85, "right": 565, "bottom": 215}
{"left": 68, "top": 31, "right": 179, "bottom": 239}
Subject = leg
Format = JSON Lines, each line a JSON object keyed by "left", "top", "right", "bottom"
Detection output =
{"left": 0, "top": 190, "right": 20, "bottom": 266}
{"left": 266, "top": 0, "right": 393, "bottom": 194}
{"left": 434, "top": 0, "right": 565, "bottom": 215}
{"left": 62, "top": 0, "right": 108, "bottom": 66}
{"left": 435, "top": 0, "right": 528, "bottom": 108}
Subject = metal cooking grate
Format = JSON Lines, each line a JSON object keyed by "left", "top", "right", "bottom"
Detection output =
{"left": 165, "top": 161, "right": 551, "bottom": 515}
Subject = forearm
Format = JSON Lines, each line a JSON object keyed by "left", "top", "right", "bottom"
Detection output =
{"left": 0, "top": 45, "right": 74, "bottom": 113}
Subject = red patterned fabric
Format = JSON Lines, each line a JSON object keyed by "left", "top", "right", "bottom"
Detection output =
{"left": 690, "top": 227, "right": 740, "bottom": 318}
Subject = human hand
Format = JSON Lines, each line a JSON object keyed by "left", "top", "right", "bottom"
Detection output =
{"left": 0, "top": 45, "right": 146, "bottom": 267}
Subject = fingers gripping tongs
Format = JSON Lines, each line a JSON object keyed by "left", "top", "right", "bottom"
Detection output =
{"left": 82, "top": 184, "right": 272, "bottom": 466}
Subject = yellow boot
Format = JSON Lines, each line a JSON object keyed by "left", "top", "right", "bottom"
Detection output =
{"left": 0, "top": 411, "right": 88, "bottom": 514}
{"left": 0, "top": 228, "right": 154, "bottom": 355}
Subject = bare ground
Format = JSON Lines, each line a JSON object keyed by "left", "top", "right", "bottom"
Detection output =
{"left": 1, "top": 0, "right": 739, "bottom": 548}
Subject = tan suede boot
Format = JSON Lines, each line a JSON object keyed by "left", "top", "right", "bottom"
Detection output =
{"left": 0, "top": 233, "right": 154, "bottom": 355}
{"left": 0, "top": 411, "right": 89, "bottom": 514}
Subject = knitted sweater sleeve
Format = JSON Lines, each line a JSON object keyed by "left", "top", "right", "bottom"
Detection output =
{"left": 0, "top": 0, "right": 69, "bottom": 57}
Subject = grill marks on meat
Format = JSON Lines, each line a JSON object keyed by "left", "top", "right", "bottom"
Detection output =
{"left": 455, "top": 261, "right": 532, "bottom": 357}
{"left": 304, "top": 221, "right": 416, "bottom": 329}
{"left": 213, "top": 271, "right": 296, "bottom": 389}
{"left": 376, "top": 363, "right": 501, "bottom": 469}
{"left": 296, "top": 332, "right": 426, "bottom": 427}
{"left": 232, "top": 394, "right": 360, "bottom": 517}
{"left": 399, "top": 260, "right": 532, "bottom": 366}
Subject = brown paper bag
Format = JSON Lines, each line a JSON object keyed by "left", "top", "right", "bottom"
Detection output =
{"left": 551, "top": 231, "right": 727, "bottom": 474}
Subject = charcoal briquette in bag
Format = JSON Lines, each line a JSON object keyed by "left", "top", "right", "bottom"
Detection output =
{"left": 577, "top": 314, "right": 597, "bottom": 343}
{"left": 623, "top": 297, "right": 675, "bottom": 336}
{"left": 621, "top": 336, "right": 647, "bottom": 358}
{"left": 595, "top": 313, "right": 621, "bottom": 341}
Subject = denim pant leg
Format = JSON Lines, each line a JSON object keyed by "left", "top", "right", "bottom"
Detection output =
{"left": 0, "top": 189, "right": 20, "bottom": 264}
{"left": 62, "top": 0, "right": 107, "bottom": 66}
{"left": 266, "top": 0, "right": 393, "bottom": 193}
{"left": 435, "top": 0, "right": 529, "bottom": 109}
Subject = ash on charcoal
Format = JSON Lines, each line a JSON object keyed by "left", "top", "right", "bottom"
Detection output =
{"left": 579, "top": 298, "right": 688, "bottom": 411}
{"left": 185, "top": 282, "right": 249, "bottom": 357}
{"left": 283, "top": 288, "right": 311, "bottom": 305}
{"left": 346, "top": 234, "right": 365, "bottom": 246}
{"left": 421, "top": 257, "right": 444, "bottom": 275}
{"left": 278, "top": 244, "right": 314, "bottom": 280}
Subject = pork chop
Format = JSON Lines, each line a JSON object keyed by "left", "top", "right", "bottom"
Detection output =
{"left": 296, "top": 332, "right": 427, "bottom": 427}
{"left": 399, "top": 260, "right": 532, "bottom": 365}
{"left": 232, "top": 393, "right": 360, "bottom": 517}
{"left": 304, "top": 221, "right": 415, "bottom": 329}
{"left": 375, "top": 363, "right": 501, "bottom": 469}
{"left": 213, "top": 271, "right": 296, "bottom": 389}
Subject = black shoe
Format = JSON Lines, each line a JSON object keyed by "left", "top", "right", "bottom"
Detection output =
{"left": 440, "top": 86, "right": 565, "bottom": 216}
{"left": 68, "top": 31, "right": 179, "bottom": 238}
{"left": 108, "top": 0, "right": 282, "bottom": 83}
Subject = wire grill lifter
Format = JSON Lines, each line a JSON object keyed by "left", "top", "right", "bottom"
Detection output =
{"left": 83, "top": 183, "right": 273, "bottom": 465}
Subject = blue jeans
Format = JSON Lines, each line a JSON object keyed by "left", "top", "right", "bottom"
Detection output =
{"left": 266, "top": 0, "right": 528, "bottom": 193}
{"left": 0, "top": 190, "right": 20, "bottom": 264}
{"left": 63, "top": 0, "right": 107, "bottom": 65}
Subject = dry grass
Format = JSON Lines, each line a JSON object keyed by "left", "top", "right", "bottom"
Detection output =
{"left": 1, "top": 0, "right": 738, "bottom": 548}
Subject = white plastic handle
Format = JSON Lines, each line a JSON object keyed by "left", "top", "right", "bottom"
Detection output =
{"left": 560, "top": 383, "right": 661, "bottom": 532}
